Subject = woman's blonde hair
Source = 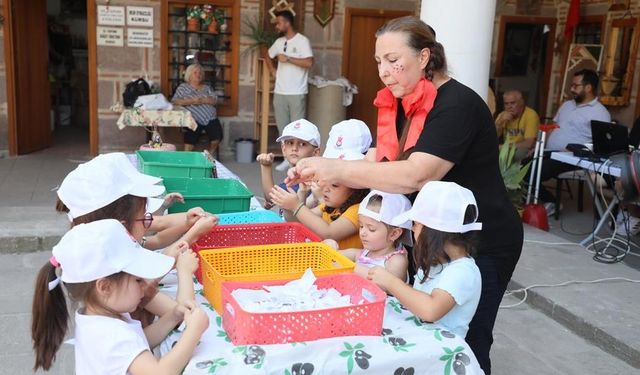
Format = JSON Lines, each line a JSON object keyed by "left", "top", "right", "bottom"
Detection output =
{"left": 184, "top": 63, "right": 203, "bottom": 83}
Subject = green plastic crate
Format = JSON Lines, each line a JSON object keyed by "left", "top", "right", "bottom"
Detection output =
{"left": 136, "top": 151, "right": 213, "bottom": 178}
{"left": 162, "top": 177, "right": 253, "bottom": 214}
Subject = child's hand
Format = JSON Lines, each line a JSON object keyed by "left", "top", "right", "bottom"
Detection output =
{"left": 366, "top": 266, "right": 397, "bottom": 290}
{"left": 191, "top": 216, "right": 218, "bottom": 239}
{"left": 256, "top": 153, "right": 275, "bottom": 166}
{"left": 297, "top": 182, "right": 311, "bottom": 203}
{"left": 183, "top": 303, "right": 209, "bottom": 334}
{"left": 176, "top": 248, "right": 199, "bottom": 275}
{"left": 164, "top": 240, "right": 189, "bottom": 260}
{"left": 186, "top": 207, "right": 208, "bottom": 227}
{"left": 162, "top": 193, "right": 185, "bottom": 210}
{"left": 269, "top": 185, "right": 300, "bottom": 211}
{"left": 322, "top": 239, "right": 340, "bottom": 250}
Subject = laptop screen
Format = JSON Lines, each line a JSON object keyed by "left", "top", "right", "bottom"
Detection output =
{"left": 591, "top": 120, "right": 629, "bottom": 157}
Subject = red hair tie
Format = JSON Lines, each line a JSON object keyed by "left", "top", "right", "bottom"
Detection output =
{"left": 50, "top": 256, "right": 60, "bottom": 268}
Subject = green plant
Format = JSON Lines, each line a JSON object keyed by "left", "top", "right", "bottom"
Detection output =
{"left": 186, "top": 5, "right": 202, "bottom": 20}
{"left": 243, "top": 15, "right": 279, "bottom": 52}
{"left": 499, "top": 141, "right": 531, "bottom": 209}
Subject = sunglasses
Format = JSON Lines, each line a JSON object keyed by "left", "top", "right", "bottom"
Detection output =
{"left": 135, "top": 212, "right": 154, "bottom": 229}
{"left": 284, "top": 41, "right": 287, "bottom": 53}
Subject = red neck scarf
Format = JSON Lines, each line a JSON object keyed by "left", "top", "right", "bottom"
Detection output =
{"left": 373, "top": 77, "right": 437, "bottom": 161}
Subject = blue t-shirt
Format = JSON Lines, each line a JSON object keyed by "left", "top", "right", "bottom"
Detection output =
{"left": 278, "top": 182, "right": 299, "bottom": 192}
{"left": 413, "top": 257, "right": 481, "bottom": 338}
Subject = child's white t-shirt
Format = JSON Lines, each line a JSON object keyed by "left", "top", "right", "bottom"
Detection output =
{"left": 268, "top": 33, "right": 313, "bottom": 95}
{"left": 413, "top": 257, "right": 481, "bottom": 338}
{"left": 74, "top": 310, "right": 150, "bottom": 375}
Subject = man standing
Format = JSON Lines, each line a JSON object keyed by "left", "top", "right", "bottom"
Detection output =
{"left": 266, "top": 10, "right": 313, "bottom": 171}
{"left": 495, "top": 90, "right": 540, "bottom": 160}
{"left": 538, "top": 69, "right": 611, "bottom": 216}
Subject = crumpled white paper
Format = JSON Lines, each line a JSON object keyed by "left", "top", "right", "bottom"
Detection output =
{"left": 231, "top": 269, "right": 352, "bottom": 313}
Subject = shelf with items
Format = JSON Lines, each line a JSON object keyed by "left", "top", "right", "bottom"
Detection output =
{"left": 161, "top": 1, "right": 239, "bottom": 117}
{"left": 254, "top": 58, "right": 281, "bottom": 156}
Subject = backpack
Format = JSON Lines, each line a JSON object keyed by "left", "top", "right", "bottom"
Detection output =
{"left": 123, "top": 78, "right": 151, "bottom": 107}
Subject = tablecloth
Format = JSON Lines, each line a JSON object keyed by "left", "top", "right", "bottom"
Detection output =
{"left": 158, "top": 280, "right": 483, "bottom": 375}
{"left": 117, "top": 107, "right": 198, "bottom": 131}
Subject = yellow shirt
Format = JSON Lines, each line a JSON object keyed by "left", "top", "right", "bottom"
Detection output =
{"left": 497, "top": 106, "right": 540, "bottom": 144}
{"left": 319, "top": 203, "right": 362, "bottom": 249}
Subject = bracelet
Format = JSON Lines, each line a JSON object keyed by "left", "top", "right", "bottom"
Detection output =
{"left": 292, "top": 202, "right": 305, "bottom": 217}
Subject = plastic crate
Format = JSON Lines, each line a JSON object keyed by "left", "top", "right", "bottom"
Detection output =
{"left": 136, "top": 150, "right": 213, "bottom": 178}
{"left": 200, "top": 243, "right": 355, "bottom": 314}
{"left": 216, "top": 210, "right": 284, "bottom": 225}
{"left": 162, "top": 177, "right": 252, "bottom": 214}
{"left": 192, "top": 222, "right": 321, "bottom": 282}
{"left": 222, "top": 273, "right": 386, "bottom": 345}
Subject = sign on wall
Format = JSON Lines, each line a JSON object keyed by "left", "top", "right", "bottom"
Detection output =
{"left": 97, "top": 5, "right": 125, "bottom": 26}
{"left": 127, "top": 28, "right": 154, "bottom": 48}
{"left": 127, "top": 6, "right": 154, "bottom": 27}
{"left": 97, "top": 26, "right": 124, "bottom": 47}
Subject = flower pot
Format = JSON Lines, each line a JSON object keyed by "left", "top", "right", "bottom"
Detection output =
{"left": 187, "top": 18, "right": 199, "bottom": 32}
{"left": 208, "top": 19, "right": 219, "bottom": 34}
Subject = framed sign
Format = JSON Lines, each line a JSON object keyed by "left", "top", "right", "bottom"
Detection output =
{"left": 314, "top": 0, "right": 334, "bottom": 27}
{"left": 97, "top": 5, "right": 125, "bottom": 26}
{"left": 127, "top": 28, "right": 154, "bottom": 48}
{"left": 97, "top": 26, "right": 124, "bottom": 47}
{"left": 127, "top": 6, "right": 154, "bottom": 27}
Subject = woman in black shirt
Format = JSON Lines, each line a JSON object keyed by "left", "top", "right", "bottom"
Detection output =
{"left": 288, "top": 17, "right": 522, "bottom": 374}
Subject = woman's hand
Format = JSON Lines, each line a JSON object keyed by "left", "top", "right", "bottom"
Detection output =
{"left": 322, "top": 239, "right": 340, "bottom": 250}
{"left": 190, "top": 216, "right": 218, "bottom": 238}
{"left": 285, "top": 157, "right": 342, "bottom": 187}
{"left": 269, "top": 185, "right": 300, "bottom": 211}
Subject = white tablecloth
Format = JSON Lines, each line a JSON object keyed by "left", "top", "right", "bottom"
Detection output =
{"left": 158, "top": 280, "right": 483, "bottom": 374}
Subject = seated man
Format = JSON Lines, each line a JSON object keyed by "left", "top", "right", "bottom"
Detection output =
{"left": 495, "top": 89, "right": 540, "bottom": 160}
{"left": 537, "top": 68, "right": 611, "bottom": 216}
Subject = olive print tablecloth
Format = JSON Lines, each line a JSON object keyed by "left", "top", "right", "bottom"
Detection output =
{"left": 158, "top": 278, "right": 483, "bottom": 375}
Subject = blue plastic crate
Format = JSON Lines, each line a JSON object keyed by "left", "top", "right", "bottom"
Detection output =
{"left": 216, "top": 210, "right": 284, "bottom": 225}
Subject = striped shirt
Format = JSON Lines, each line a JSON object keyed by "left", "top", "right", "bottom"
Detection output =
{"left": 171, "top": 83, "right": 217, "bottom": 125}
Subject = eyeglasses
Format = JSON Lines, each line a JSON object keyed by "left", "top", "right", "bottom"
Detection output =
{"left": 284, "top": 41, "right": 287, "bottom": 53}
{"left": 135, "top": 212, "right": 154, "bottom": 229}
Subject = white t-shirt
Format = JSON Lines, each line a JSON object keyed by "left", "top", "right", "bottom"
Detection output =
{"left": 74, "top": 310, "right": 150, "bottom": 375}
{"left": 268, "top": 33, "right": 313, "bottom": 95}
{"left": 413, "top": 257, "right": 481, "bottom": 338}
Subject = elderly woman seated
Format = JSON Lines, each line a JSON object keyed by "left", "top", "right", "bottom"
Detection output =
{"left": 171, "top": 63, "right": 223, "bottom": 156}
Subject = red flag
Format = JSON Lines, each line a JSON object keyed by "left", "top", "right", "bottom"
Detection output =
{"left": 564, "top": 0, "right": 580, "bottom": 38}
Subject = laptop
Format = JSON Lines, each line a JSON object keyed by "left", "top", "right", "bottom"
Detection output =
{"left": 591, "top": 120, "right": 629, "bottom": 158}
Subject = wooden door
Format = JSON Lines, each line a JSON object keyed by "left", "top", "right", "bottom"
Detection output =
{"left": 342, "top": 8, "right": 412, "bottom": 138}
{"left": 5, "top": 0, "right": 51, "bottom": 154}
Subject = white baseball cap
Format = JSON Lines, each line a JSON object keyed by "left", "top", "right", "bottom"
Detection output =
{"left": 359, "top": 190, "right": 414, "bottom": 245}
{"left": 275, "top": 119, "right": 321, "bottom": 147}
{"left": 392, "top": 181, "right": 482, "bottom": 233}
{"left": 326, "top": 119, "right": 373, "bottom": 154}
{"left": 57, "top": 153, "right": 166, "bottom": 219}
{"left": 322, "top": 147, "right": 365, "bottom": 161}
{"left": 52, "top": 219, "right": 174, "bottom": 284}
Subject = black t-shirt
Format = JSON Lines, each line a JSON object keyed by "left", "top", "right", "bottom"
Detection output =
{"left": 410, "top": 79, "right": 523, "bottom": 261}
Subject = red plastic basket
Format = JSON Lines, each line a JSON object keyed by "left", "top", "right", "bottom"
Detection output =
{"left": 221, "top": 273, "right": 386, "bottom": 345}
{"left": 192, "top": 222, "right": 321, "bottom": 283}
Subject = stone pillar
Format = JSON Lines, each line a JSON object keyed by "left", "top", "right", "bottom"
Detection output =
{"left": 420, "top": 0, "right": 496, "bottom": 102}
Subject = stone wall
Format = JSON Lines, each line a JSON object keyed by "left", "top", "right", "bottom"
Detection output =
{"left": 0, "top": 0, "right": 8, "bottom": 156}
{"left": 96, "top": 0, "right": 163, "bottom": 152}
{"left": 491, "top": 0, "right": 640, "bottom": 127}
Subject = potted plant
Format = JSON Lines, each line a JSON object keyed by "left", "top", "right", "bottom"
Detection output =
{"left": 243, "top": 15, "right": 279, "bottom": 57}
{"left": 201, "top": 5, "right": 217, "bottom": 33}
{"left": 499, "top": 141, "right": 531, "bottom": 213}
{"left": 186, "top": 6, "right": 202, "bottom": 31}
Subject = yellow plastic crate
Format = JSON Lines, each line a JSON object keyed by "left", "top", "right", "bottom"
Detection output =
{"left": 200, "top": 243, "right": 355, "bottom": 314}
